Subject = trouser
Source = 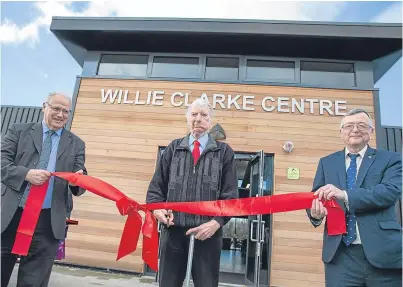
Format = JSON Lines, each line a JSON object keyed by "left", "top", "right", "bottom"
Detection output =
{"left": 1, "top": 208, "right": 59, "bottom": 287}
{"left": 325, "top": 243, "right": 402, "bottom": 287}
{"left": 158, "top": 226, "right": 222, "bottom": 287}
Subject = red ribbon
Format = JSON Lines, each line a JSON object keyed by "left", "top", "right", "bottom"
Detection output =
{"left": 12, "top": 172, "right": 346, "bottom": 271}
{"left": 11, "top": 181, "right": 49, "bottom": 256}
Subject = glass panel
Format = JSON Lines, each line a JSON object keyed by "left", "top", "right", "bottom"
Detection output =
{"left": 301, "top": 61, "right": 355, "bottom": 87}
{"left": 98, "top": 55, "right": 148, "bottom": 77}
{"left": 301, "top": 61, "right": 354, "bottom": 73}
{"left": 152, "top": 56, "right": 199, "bottom": 78}
{"left": 246, "top": 60, "right": 295, "bottom": 81}
{"left": 205, "top": 57, "right": 239, "bottom": 80}
{"left": 262, "top": 156, "right": 273, "bottom": 196}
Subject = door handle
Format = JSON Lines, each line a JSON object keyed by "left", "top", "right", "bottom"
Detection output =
{"left": 250, "top": 220, "right": 257, "bottom": 242}
{"left": 250, "top": 220, "right": 265, "bottom": 242}
{"left": 260, "top": 221, "right": 265, "bottom": 242}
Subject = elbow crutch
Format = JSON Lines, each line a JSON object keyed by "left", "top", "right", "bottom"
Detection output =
{"left": 155, "top": 221, "right": 163, "bottom": 282}
{"left": 184, "top": 234, "right": 196, "bottom": 287}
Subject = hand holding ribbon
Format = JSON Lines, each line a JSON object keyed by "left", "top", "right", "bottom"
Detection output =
{"left": 12, "top": 172, "right": 346, "bottom": 272}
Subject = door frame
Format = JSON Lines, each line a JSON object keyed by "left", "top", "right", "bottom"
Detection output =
{"left": 244, "top": 150, "right": 274, "bottom": 287}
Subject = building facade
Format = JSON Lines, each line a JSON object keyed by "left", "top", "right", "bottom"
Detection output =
{"left": 49, "top": 17, "right": 402, "bottom": 287}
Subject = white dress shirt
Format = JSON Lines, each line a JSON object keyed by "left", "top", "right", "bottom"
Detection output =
{"left": 343, "top": 145, "right": 368, "bottom": 244}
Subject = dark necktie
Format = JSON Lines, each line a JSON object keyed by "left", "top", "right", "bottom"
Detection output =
{"left": 192, "top": 140, "right": 200, "bottom": 165}
{"left": 19, "top": 130, "right": 55, "bottom": 208}
{"left": 342, "top": 153, "right": 359, "bottom": 245}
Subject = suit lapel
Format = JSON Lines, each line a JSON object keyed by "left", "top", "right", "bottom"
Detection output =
{"left": 355, "top": 146, "right": 376, "bottom": 188}
{"left": 29, "top": 123, "right": 43, "bottom": 154}
{"left": 336, "top": 149, "right": 347, "bottom": 191}
{"left": 57, "top": 129, "right": 72, "bottom": 159}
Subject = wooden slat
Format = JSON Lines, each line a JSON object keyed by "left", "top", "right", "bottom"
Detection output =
{"left": 20, "top": 108, "right": 29, "bottom": 123}
{"left": 1, "top": 107, "right": 11, "bottom": 135}
{"left": 27, "top": 108, "right": 35, "bottom": 122}
{"left": 394, "top": 128, "right": 402, "bottom": 153}
{"left": 63, "top": 248, "right": 144, "bottom": 273}
{"left": 1, "top": 107, "right": 42, "bottom": 136}
{"left": 387, "top": 128, "right": 396, "bottom": 152}
{"left": 271, "top": 277, "right": 324, "bottom": 287}
{"left": 67, "top": 78, "right": 377, "bottom": 287}
{"left": 15, "top": 108, "right": 24, "bottom": 124}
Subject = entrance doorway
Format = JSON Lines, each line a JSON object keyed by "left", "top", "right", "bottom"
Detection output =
{"left": 220, "top": 151, "right": 274, "bottom": 286}
{"left": 143, "top": 149, "right": 274, "bottom": 287}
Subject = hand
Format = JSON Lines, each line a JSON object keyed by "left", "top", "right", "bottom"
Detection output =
{"left": 69, "top": 169, "right": 83, "bottom": 186}
{"left": 153, "top": 209, "right": 174, "bottom": 226}
{"left": 25, "top": 169, "right": 51, "bottom": 185}
{"left": 310, "top": 198, "right": 328, "bottom": 220}
{"left": 314, "top": 184, "right": 346, "bottom": 201}
{"left": 186, "top": 220, "right": 220, "bottom": 241}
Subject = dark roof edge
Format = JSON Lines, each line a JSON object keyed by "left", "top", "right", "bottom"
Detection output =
{"left": 50, "top": 16, "right": 403, "bottom": 41}
{"left": 51, "top": 16, "right": 403, "bottom": 28}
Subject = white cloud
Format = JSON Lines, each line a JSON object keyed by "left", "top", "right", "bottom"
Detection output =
{"left": 0, "top": 18, "right": 41, "bottom": 46}
{"left": 299, "top": 1, "right": 347, "bottom": 22}
{"left": 371, "top": 1, "right": 402, "bottom": 23}
{"left": 0, "top": 0, "right": 347, "bottom": 46}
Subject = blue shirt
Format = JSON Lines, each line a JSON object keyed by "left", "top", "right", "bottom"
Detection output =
{"left": 40, "top": 122, "right": 62, "bottom": 208}
{"left": 189, "top": 133, "right": 208, "bottom": 154}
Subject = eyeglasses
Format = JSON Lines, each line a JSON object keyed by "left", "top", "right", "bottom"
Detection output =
{"left": 341, "top": 122, "right": 372, "bottom": 131}
{"left": 45, "top": 103, "right": 71, "bottom": 116}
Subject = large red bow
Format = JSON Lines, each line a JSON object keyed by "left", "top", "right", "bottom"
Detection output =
{"left": 12, "top": 172, "right": 346, "bottom": 271}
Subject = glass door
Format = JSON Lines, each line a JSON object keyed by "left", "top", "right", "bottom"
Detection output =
{"left": 245, "top": 150, "right": 265, "bottom": 286}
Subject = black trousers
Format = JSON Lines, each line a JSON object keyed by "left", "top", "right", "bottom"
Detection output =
{"left": 325, "top": 244, "right": 402, "bottom": 287}
{"left": 1, "top": 208, "right": 59, "bottom": 287}
{"left": 158, "top": 226, "right": 222, "bottom": 287}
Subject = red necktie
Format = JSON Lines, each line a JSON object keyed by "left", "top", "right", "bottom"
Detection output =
{"left": 192, "top": 140, "right": 200, "bottom": 165}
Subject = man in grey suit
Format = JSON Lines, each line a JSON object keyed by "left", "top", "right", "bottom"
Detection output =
{"left": 308, "top": 108, "right": 402, "bottom": 287}
{"left": 1, "top": 92, "right": 87, "bottom": 287}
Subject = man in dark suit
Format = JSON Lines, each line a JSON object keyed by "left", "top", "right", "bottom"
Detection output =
{"left": 307, "top": 108, "right": 402, "bottom": 287}
{"left": 1, "top": 92, "right": 87, "bottom": 287}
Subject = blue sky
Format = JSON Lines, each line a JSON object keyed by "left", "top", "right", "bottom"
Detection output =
{"left": 1, "top": 1, "right": 402, "bottom": 126}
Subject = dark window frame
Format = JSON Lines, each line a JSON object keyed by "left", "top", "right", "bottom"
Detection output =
{"left": 97, "top": 54, "right": 149, "bottom": 78}
{"left": 300, "top": 60, "right": 356, "bottom": 87}
{"left": 94, "top": 52, "right": 359, "bottom": 89}
{"left": 149, "top": 55, "right": 202, "bottom": 79}
{"left": 203, "top": 56, "right": 240, "bottom": 82}
{"left": 243, "top": 57, "right": 298, "bottom": 83}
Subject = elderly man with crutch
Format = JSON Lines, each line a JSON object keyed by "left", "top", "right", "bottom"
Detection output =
{"left": 146, "top": 98, "right": 238, "bottom": 287}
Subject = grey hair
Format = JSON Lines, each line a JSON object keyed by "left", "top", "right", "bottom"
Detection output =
{"left": 186, "top": 98, "right": 214, "bottom": 120}
{"left": 45, "top": 92, "right": 72, "bottom": 106}
{"left": 340, "top": 108, "right": 373, "bottom": 129}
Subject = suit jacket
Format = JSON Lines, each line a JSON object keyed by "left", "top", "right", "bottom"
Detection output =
{"left": 1, "top": 122, "right": 87, "bottom": 240}
{"left": 308, "top": 146, "right": 402, "bottom": 269}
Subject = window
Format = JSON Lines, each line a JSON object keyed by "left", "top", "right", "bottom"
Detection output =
{"left": 205, "top": 57, "right": 239, "bottom": 81}
{"left": 246, "top": 60, "right": 295, "bottom": 81}
{"left": 151, "top": 56, "right": 199, "bottom": 78}
{"left": 97, "top": 55, "right": 148, "bottom": 77}
{"left": 301, "top": 61, "right": 355, "bottom": 87}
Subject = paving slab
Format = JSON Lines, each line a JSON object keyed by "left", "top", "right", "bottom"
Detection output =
{"left": 8, "top": 264, "right": 242, "bottom": 287}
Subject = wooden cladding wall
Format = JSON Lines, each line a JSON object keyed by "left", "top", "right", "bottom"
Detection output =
{"left": 68, "top": 78, "right": 377, "bottom": 287}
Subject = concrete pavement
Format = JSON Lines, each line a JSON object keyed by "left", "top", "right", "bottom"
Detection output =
{"left": 8, "top": 264, "right": 160, "bottom": 287}
{"left": 8, "top": 264, "right": 242, "bottom": 287}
